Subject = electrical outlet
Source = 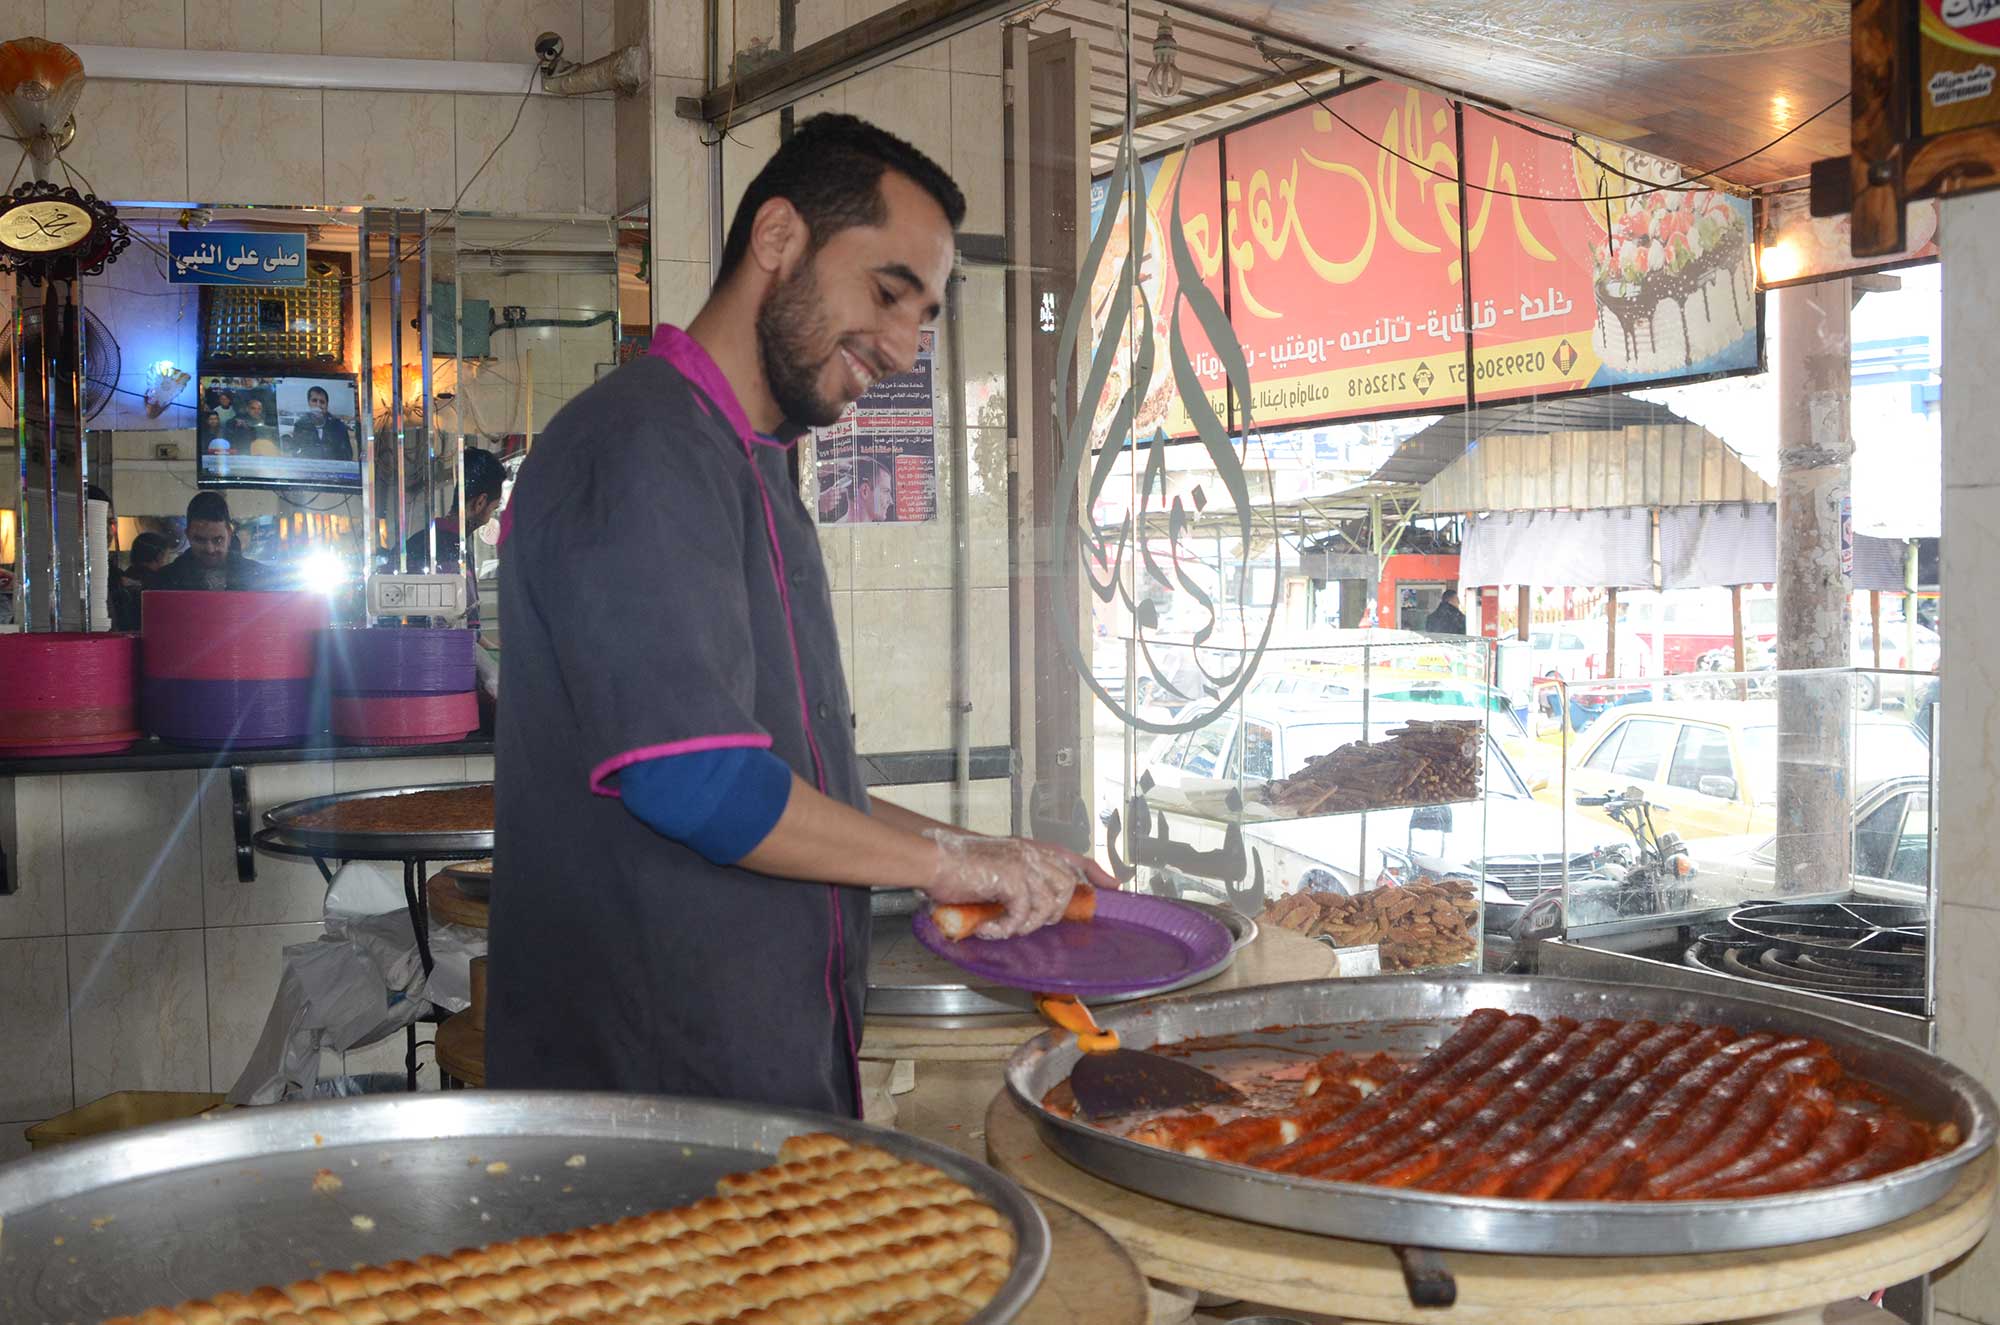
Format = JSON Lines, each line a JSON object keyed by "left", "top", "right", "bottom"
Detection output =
{"left": 367, "top": 573, "right": 467, "bottom": 621}
{"left": 153, "top": 442, "right": 180, "bottom": 461}
{"left": 501, "top": 305, "right": 528, "bottom": 326}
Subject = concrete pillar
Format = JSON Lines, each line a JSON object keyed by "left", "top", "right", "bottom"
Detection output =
{"left": 1933, "top": 187, "right": 2000, "bottom": 1323}
{"left": 1771, "top": 278, "right": 1853, "bottom": 897}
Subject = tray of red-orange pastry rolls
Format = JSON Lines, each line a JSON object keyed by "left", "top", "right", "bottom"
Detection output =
{"left": 1004, "top": 973, "right": 1995, "bottom": 1254}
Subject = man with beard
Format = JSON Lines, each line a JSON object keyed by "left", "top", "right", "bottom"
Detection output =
{"left": 487, "top": 115, "right": 1111, "bottom": 1114}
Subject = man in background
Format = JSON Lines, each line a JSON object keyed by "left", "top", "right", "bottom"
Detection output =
{"left": 285, "top": 385, "right": 353, "bottom": 460}
{"left": 1426, "top": 586, "right": 1467, "bottom": 635}
{"left": 228, "top": 397, "right": 280, "bottom": 455}
{"left": 153, "top": 491, "right": 275, "bottom": 591}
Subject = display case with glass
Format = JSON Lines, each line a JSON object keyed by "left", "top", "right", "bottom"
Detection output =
{"left": 1093, "top": 633, "right": 1497, "bottom": 974}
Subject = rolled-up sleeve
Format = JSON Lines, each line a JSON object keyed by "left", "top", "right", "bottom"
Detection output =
{"left": 512, "top": 431, "right": 769, "bottom": 796}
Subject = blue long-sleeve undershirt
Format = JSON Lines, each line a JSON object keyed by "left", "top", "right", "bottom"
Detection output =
{"left": 619, "top": 746, "right": 793, "bottom": 865}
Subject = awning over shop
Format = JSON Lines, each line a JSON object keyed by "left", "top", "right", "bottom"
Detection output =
{"left": 1460, "top": 509, "right": 1653, "bottom": 589}
{"left": 1659, "top": 504, "right": 1777, "bottom": 588}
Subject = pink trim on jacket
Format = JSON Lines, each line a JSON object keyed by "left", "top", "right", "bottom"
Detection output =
{"left": 646, "top": 324, "right": 862, "bottom": 1117}
{"left": 589, "top": 732, "right": 774, "bottom": 797}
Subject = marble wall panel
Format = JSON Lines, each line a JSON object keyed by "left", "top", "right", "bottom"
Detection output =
{"left": 323, "top": 0, "right": 454, "bottom": 57}
{"left": 187, "top": 86, "right": 325, "bottom": 206}
{"left": 325, "top": 90, "right": 457, "bottom": 209}
{"left": 62, "top": 771, "right": 204, "bottom": 935}
{"left": 0, "top": 937, "right": 72, "bottom": 1121}
{"left": 68, "top": 929, "right": 210, "bottom": 1099}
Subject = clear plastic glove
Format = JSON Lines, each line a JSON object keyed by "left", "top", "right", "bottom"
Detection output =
{"left": 923, "top": 829, "right": 1085, "bottom": 940}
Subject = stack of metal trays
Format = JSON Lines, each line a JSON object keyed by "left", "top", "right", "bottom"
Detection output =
{"left": 869, "top": 899, "right": 1255, "bottom": 1018}
{"left": 1005, "top": 973, "right": 1996, "bottom": 1255}
{"left": 0, "top": 1093, "right": 1050, "bottom": 1323}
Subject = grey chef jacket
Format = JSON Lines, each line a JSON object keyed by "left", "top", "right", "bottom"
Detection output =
{"left": 486, "top": 330, "right": 870, "bottom": 1116}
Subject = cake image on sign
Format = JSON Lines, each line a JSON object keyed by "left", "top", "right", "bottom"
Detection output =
{"left": 1576, "top": 145, "right": 1754, "bottom": 376}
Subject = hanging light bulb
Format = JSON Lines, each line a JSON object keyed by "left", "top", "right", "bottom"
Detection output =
{"left": 0, "top": 39, "right": 84, "bottom": 184}
{"left": 1145, "top": 13, "right": 1184, "bottom": 100}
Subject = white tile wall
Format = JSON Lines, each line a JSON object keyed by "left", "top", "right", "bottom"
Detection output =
{"left": 0, "top": 776, "right": 66, "bottom": 940}
{"left": 322, "top": 0, "right": 454, "bottom": 57}
{"left": 465, "top": 755, "right": 497, "bottom": 782}
{"left": 50, "top": 0, "right": 186, "bottom": 48}
{"left": 455, "top": 0, "right": 583, "bottom": 62}
{"left": 196, "top": 761, "right": 335, "bottom": 928}
{"left": 68, "top": 929, "right": 210, "bottom": 1099}
{"left": 455, "top": 94, "right": 586, "bottom": 214}
{"left": 844, "top": 64, "right": 951, "bottom": 184}
{"left": 653, "top": 76, "right": 710, "bottom": 263}
{"left": 187, "top": 86, "right": 326, "bottom": 206}
{"left": 852, "top": 588, "right": 953, "bottom": 751}
{"left": 651, "top": 0, "right": 703, "bottom": 80}
{"left": 948, "top": 20, "right": 1002, "bottom": 77}
{"left": 187, "top": 0, "right": 320, "bottom": 52}
{"left": 332, "top": 755, "right": 469, "bottom": 793}
{"left": 585, "top": 98, "right": 617, "bottom": 216}
{"left": 652, "top": 258, "right": 711, "bottom": 327}
{"left": 0, "top": 0, "right": 42, "bottom": 38}
{"left": 325, "top": 90, "right": 458, "bottom": 209}
{"left": 64, "top": 80, "right": 191, "bottom": 205}
{"left": 0, "top": 937, "right": 72, "bottom": 1121}
{"left": 582, "top": 0, "right": 614, "bottom": 62}
{"left": 951, "top": 72, "right": 1005, "bottom": 237}
{"left": 61, "top": 771, "right": 205, "bottom": 935}
{"left": 206, "top": 921, "right": 322, "bottom": 1096}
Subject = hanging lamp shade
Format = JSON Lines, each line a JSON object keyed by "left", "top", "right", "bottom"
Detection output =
{"left": 0, "top": 38, "right": 84, "bottom": 182}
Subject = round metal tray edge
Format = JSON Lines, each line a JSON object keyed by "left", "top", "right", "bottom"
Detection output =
{"left": 1002, "top": 973, "right": 1997, "bottom": 1256}
{"left": 0, "top": 1092, "right": 1049, "bottom": 1323}
{"left": 263, "top": 781, "right": 495, "bottom": 856}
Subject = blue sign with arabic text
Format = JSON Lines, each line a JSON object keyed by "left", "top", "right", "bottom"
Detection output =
{"left": 167, "top": 231, "right": 307, "bottom": 285}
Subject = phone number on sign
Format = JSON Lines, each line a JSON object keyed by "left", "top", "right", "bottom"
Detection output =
{"left": 1346, "top": 370, "right": 1411, "bottom": 400}
{"left": 1449, "top": 350, "right": 1548, "bottom": 384}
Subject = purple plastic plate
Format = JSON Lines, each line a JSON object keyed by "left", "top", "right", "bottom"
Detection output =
{"left": 912, "top": 889, "right": 1236, "bottom": 998}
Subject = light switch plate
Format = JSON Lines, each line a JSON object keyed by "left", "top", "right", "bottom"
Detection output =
{"left": 367, "top": 573, "right": 466, "bottom": 620}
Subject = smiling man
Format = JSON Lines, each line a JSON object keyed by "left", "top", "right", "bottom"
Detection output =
{"left": 488, "top": 115, "right": 1112, "bottom": 1115}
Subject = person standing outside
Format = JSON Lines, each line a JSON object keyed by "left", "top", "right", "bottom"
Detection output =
{"left": 1426, "top": 586, "right": 1467, "bottom": 634}
{"left": 487, "top": 115, "right": 1110, "bottom": 1115}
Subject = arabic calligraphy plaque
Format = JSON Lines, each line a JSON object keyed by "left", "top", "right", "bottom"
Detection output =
{"left": 0, "top": 182, "right": 129, "bottom": 283}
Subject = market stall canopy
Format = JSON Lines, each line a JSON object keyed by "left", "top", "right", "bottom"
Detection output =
{"left": 1407, "top": 399, "right": 1774, "bottom": 515}
{"left": 1460, "top": 508, "right": 1653, "bottom": 589}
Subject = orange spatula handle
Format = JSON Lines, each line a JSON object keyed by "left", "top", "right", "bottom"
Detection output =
{"left": 1036, "top": 994, "right": 1120, "bottom": 1053}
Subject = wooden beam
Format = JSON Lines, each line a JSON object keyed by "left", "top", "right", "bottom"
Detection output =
{"left": 691, "top": 0, "right": 1034, "bottom": 125}
{"left": 1605, "top": 587, "right": 1619, "bottom": 678}
{"left": 1517, "top": 586, "right": 1530, "bottom": 642}
{"left": 1732, "top": 584, "right": 1746, "bottom": 672}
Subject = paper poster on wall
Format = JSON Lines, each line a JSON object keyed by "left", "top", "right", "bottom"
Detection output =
{"left": 815, "top": 328, "right": 938, "bottom": 525}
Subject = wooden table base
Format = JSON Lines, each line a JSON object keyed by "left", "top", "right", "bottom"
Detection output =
{"left": 986, "top": 1091, "right": 1996, "bottom": 1325}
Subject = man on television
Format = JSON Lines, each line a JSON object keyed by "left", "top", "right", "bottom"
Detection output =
{"left": 285, "top": 385, "right": 353, "bottom": 460}
{"left": 153, "top": 491, "right": 277, "bottom": 591}
{"left": 228, "top": 397, "right": 280, "bottom": 455}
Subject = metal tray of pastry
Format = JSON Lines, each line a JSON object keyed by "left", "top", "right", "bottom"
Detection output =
{"left": 0, "top": 1092, "right": 1050, "bottom": 1324}
{"left": 263, "top": 782, "right": 495, "bottom": 855}
{"left": 868, "top": 900, "right": 1254, "bottom": 1018}
{"left": 1005, "top": 973, "right": 1996, "bottom": 1255}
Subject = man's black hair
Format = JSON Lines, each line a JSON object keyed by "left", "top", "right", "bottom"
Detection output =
{"left": 716, "top": 114, "right": 966, "bottom": 283}
{"left": 463, "top": 447, "right": 505, "bottom": 503}
{"left": 130, "top": 531, "right": 171, "bottom": 565}
{"left": 187, "top": 491, "right": 231, "bottom": 525}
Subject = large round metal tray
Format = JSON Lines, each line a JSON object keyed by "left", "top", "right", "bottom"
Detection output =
{"left": 263, "top": 781, "right": 494, "bottom": 855}
{"left": 1004, "top": 973, "right": 1996, "bottom": 1255}
{"left": 868, "top": 900, "right": 1253, "bottom": 1017}
{"left": 0, "top": 1092, "right": 1049, "bottom": 1323}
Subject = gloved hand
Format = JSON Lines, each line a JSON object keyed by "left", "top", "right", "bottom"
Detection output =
{"left": 922, "top": 829, "right": 1085, "bottom": 940}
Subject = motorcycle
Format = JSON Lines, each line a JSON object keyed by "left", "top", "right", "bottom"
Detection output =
{"left": 1505, "top": 787, "right": 1698, "bottom": 967}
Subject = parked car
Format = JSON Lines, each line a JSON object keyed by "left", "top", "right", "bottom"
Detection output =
{"left": 1527, "top": 620, "right": 1660, "bottom": 683}
{"left": 1549, "top": 701, "right": 1932, "bottom": 841}
{"left": 1116, "top": 696, "right": 1618, "bottom": 931}
{"left": 1690, "top": 774, "right": 1931, "bottom": 906}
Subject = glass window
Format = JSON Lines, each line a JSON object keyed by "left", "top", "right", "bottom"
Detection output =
{"left": 1889, "top": 792, "right": 1931, "bottom": 885}
{"left": 1281, "top": 722, "right": 1364, "bottom": 776}
{"left": 1239, "top": 722, "right": 1275, "bottom": 782}
{"left": 1667, "top": 725, "right": 1735, "bottom": 793}
{"left": 1156, "top": 731, "right": 1194, "bottom": 770}
{"left": 1181, "top": 721, "right": 1233, "bottom": 778}
{"left": 1582, "top": 721, "right": 1628, "bottom": 772}
{"left": 1854, "top": 793, "right": 1904, "bottom": 879}
{"left": 1608, "top": 719, "right": 1675, "bottom": 781}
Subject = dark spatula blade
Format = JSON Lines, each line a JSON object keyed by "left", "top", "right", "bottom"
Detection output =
{"left": 1070, "top": 1048, "right": 1243, "bottom": 1120}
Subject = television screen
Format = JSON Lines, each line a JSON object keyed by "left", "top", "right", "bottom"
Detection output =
{"left": 196, "top": 373, "right": 362, "bottom": 491}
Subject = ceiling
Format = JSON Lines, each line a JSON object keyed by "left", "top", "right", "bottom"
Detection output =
{"left": 1014, "top": 0, "right": 1848, "bottom": 187}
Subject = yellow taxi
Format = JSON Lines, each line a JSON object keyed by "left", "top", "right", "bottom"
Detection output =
{"left": 1547, "top": 701, "right": 1932, "bottom": 840}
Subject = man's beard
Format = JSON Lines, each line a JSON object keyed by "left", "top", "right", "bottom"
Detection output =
{"left": 755, "top": 258, "right": 846, "bottom": 429}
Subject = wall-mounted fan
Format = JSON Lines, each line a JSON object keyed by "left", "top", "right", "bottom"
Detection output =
{"left": 0, "top": 298, "right": 122, "bottom": 422}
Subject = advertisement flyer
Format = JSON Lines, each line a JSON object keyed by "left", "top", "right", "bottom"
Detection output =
{"left": 815, "top": 328, "right": 938, "bottom": 525}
